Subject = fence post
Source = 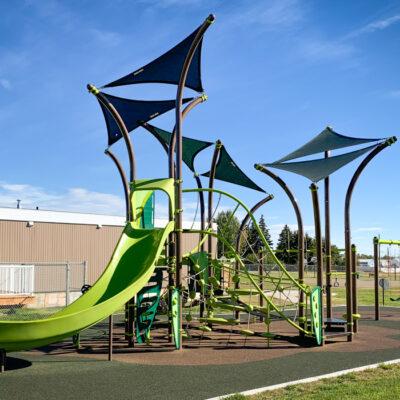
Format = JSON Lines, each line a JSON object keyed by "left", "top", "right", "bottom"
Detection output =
{"left": 66, "top": 262, "right": 70, "bottom": 306}
{"left": 83, "top": 260, "right": 88, "bottom": 285}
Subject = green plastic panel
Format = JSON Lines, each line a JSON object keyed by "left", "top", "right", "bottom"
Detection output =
{"left": 135, "top": 268, "right": 162, "bottom": 344}
{"left": 310, "top": 286, "right": 323, "bottom": 345}
{"left": 171, "top": 288, "right": 181, "bottom": 349}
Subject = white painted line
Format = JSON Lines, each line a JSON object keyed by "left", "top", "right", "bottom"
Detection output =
{"left": 206, "top": 358, "right": 400, "bottom": 400}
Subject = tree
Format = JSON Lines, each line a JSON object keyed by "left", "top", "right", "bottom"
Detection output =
{"left": 276, "top": 225, "right": 296, "bottom": 264}
{"left": 215, "top": 210, "right": 240, "bottom": 258}
{"left": 259, "top": 215, "right": 273, "bottom": 248}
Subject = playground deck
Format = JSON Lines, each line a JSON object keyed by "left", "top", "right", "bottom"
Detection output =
{"left": 1, "top": 306, "right": 399, "bottom": 399}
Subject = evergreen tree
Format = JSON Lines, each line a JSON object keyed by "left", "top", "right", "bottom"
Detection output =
{"left": 276, "top": 225, "right": 294, "bottom": 264}
{"left": 259, "top": 215, "right": 273, "bottom": 248}
{"left": 215, "top": 210, "right": 240, "bottom": 258}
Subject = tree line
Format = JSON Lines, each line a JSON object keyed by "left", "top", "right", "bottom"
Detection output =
{"left": 215, "top": 210, "right": 345, "bottom": 266}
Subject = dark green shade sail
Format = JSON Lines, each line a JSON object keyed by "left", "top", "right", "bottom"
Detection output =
{"left": 98, "top": 92, "right": 193, "bottom": 146}
{"left": 264, "top": 143, "right": 380, "bottom": 182}
{"left": 275, "top": 126, "right": 382, "bottom": 163}
{"left": 202, "top": 146, "right": 266, "bottom": 193}
{"left": 102, "top": 26, "right": 204, "bottom": 92}
{"left": 141, "top": 123, "right": 213, "bottom": 172}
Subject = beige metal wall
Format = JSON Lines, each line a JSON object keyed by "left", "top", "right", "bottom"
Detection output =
{"left": 0, "top": 220, "right": 215, "bottom": 285}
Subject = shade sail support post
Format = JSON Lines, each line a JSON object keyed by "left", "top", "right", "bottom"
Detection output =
{"left": 255, "top": 164, "right": 305, "bottom": 335}
{"left": 87, "top": 84, "right": 136, "bottom": 183}
{"left": 344, "top": 137, "right": 396, "bottom": 338}
{"left": 105, "top": 149, "right": 131, "bottom": 222}
{"left": 310, "top": 183, "right": 325, "bottom": 345}
{"left": 172, "top": 14, "right": 215, "bottom": 350}
{"left": 324, "top": 151, "right": 332, "bottom": 323}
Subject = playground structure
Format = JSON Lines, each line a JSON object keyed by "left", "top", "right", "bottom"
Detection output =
{"left": 0, "top": 14, "right": 397, "bottom": 371}
{"left": 373, "top": 238, "right": 400, "bottom": 320}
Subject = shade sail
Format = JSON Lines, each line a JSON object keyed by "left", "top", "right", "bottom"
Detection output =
{"left": 275, "top": 126, "right": 382, "bottom": 163}
{"left": 141, "top": 123, "right": 213, "bottom": 171}
{"left": 102, "top": 26, "right": 204, "bottom": 92}
{"left": 202, "top": 146, "right": 265, "bottom": 193}
{"left": 264, "top": 143, "right": 379, "bottom": 182}
{"left": 98, "top": 93, "right": 193, "bottom": 146}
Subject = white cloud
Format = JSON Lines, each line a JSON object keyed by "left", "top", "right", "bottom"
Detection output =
{"left": 348, "top": 14, "right": 400, "bottom": 38}
{"left": 89, "top": 29, "right": 122, "bottom": 47}
{"left": 0, "top": 182, "right": 124, "bottom": 215}
{"left": 298, "top": 38, "right": 354, "bottom": 62}
{"left": 0, "top": 79, "right": 11, "bottom": 90}
{"left": 388, "top": 89, "right": 400, "bottom": 98}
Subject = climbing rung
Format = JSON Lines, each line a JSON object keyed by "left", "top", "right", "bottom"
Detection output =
{"left": 213, "top": 302, "right": 246, "bottom": 312}
{"left": 199, "top": 317, "right": 239, "bottom": 325}
{"left": 240, "top": 329, "right": 255, "bottom": 336}
{"left": 198, "top": 325, "right": 212, "bottom": 332}
{"left": 227, "top": 288, "right": 259, "bottom": 296}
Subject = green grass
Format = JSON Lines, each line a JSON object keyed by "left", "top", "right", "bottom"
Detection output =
{"left": 226, "top": 363, "right": 400, "bottom": 400}
{"left": 330, "top": 288, "right": 400, "bottom": 307}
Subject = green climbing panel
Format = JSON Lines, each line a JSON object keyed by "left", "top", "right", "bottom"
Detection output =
{"left": 187, "top": 251, "right": 209, "bottom": 292}
{"left": 135, "top": 268, "right": 163, "bottom": 344}
{"left": 171, "top": 287, "right": 181, "bottom": 349}
{"left": 310, "top": 286, "right": 323, "bottom": 345}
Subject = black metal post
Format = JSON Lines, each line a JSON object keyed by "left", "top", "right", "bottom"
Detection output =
{"left": 87, "top": 84, "right": 136, "bottom": 183}
{"left": 310, "top": 183, "right": 324, "bottom": 345}
{"left": 234, "top": 194, "right": 274, "bottom": 319}
{"left": 207, "top": 140, "right": 222, "bottom": 276}
{"left": 105, "top": 149, "right": 131, "bottom": 222}
{"left": 351, "top": 244, "right": 358, "bottom": 332}
{"left": 344, "top": 137, "right": 396, "bottom": 339}
{"left": 108, "top": 314, "right": 113, "bottom": 361}
{"left": 255, "top": 165, "right": 305, "bottom": 335}
{"left": 170, "top": 15, "right": 215, "bottom": 350}
{"left": 374, "top": 237, "right": 380, "bottom": 320}
{"left": 0, "top": 349, "right": 5, "bottom": 373}
{"left": 324, "top": 151, "right": 332, "bottom": 322}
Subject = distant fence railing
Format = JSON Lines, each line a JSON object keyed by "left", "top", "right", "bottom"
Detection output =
{"left": 0, "top": 261, "right": 87, "bottom": 306}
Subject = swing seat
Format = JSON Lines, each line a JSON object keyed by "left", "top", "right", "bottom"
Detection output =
{"left": 390, "top": 297, "right": 400, "bottom": 302}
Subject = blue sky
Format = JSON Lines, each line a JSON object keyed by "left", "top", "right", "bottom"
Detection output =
{"left": 0, "top": 0, "right": 399, "bottom": 254}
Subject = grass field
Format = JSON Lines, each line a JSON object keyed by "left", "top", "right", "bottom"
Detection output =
{"left": 226, "top": 363, "right": 400, "bottom": 400}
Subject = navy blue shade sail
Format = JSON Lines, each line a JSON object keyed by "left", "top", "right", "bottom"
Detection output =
{"left": 202, "top": 146, "right": 266, "bottom": 193}
{"left": 275, "top": 126, "right": 382, "bottom": 163}
{"left": 98, "top": 92, "right": 193, "bottom": 146}
{"left": 140, "top": 123, "right": 213, "bottom": 172}
{"left": 102, "top": 26, "right": 204, "bottom": 92}
{"left": 264, "top": 143, "right": 380, "bottom": 182}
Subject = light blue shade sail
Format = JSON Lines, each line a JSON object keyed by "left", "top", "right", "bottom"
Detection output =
{"left": 275, "top": 126, "right": 382, "bottom": 163}
{"left": 202, "top": 146, "right": 266, "bottom": 193}
{"left": 263, "top": 143, "right": 379, "bottom": 182}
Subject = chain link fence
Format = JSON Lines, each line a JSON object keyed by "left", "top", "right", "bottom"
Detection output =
{"left": 0, "top": 262, "right": 87, "bottom": 320}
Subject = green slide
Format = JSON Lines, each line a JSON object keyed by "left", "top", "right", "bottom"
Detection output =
{"left": 0, "top": 221, "right": 174, "bottom": 352}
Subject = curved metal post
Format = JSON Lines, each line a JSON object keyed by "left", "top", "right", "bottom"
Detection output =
{"left": 255, "top": 164, "right": 305, "bottom": 333}
{"left": 172, "top": 14, "right": 215, "bottom": 350}
{"left": 105, "top": 149, "right": 131, "bottom": 222}
{"left": 324, "top": 151, "right": 332, "bottom": 322}
{"left": 234, "top": 194, "right": 274, "bottom": 320}
{"left": 310, "top": 183, "right": 324, "bottom": 345}
{"left": 141, "top": 95, "right": 207, "bottom": 339}
{"left": 351, "top": 244, "right": 358, "bottom": 332}
{"left": 207, "top": 140, "right": 222, "bottom": 262}
{"left": 235, "top": 194, "right": 274, "bottom": 254}
{"left": 87, "top": 84, "right": 136, "bottom": 182}
{"left": 344, "top": 137, "right": 396, "bottom": 339}
{"left": 373, "top": 236, "right": 380, "bottom": 320}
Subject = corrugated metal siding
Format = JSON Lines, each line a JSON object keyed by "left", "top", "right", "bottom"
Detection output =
{"left": 0, "top": 221, "right": 216, "bottom": 285}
